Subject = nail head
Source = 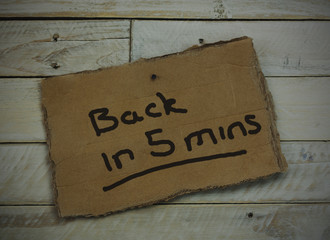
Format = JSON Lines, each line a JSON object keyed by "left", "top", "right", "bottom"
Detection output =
{"left": 51, "top": 62, "right": 60, "bottom": 69}
{"left": 151, "top": 74, "right": 157, "bottom": 80}
{"left": 53, "top": 33, "right": 59, "bottom": 41}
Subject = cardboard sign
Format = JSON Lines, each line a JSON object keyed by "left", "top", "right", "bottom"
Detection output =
{"left": 42, "top": 37, "right": 287, "bottom": 217}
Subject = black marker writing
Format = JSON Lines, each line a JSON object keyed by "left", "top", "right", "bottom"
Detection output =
{"left": 145, "top": 128, "right": 175, "bottom": 157}
{"left": 227, "top": 122, "right": 247, "bottom": 139}
{"left": 102, "top": 149, "right": 135, "bottom": 171}
{"left": 112, "top": 149, "right": 135, "bottom": 169}
{"left": 145, "top": 103, "right": 162, "bottom": 118}
{"left": 89, "top": 92, "right": 188, "bottom": 136}
{"left": 121, "top": 111, "right": 144, "bottom": 125}
{"left": 219, "top": 126, "right": 226, "bottom": 140}
{"left": 89, "top": 90, "right": 263, "bottom": 192}
{"left": 103, "top": 149, "right": 247, "bottom": 192}
{"left": 101, "top": 153, "right": 112, "bottom": 172}
{"left": 89, "top": 108, "right": 119, "bottom": 137}
{"left": 245, "top": 114, "right": 262, "bottom": 134}
{"left": 156, "top": 92, "right": 188, "bottom": 115}
{"left": 184, "top": 128, "right": 218, "bottom": 152}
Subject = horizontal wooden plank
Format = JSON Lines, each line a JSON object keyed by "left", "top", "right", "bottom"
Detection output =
{"left": 2, "top": 21, "right": 330, "bottom": 77}
{"left": 0, "top": 142, "right": 328, "bottom": 204}
{"left": 0, "top": 39, "right": 129, "bottom": 76}
{"left": 132, "top": 21, "right": 330, "bottom": 76}
{"left": 267, "top": 77, "right": 330, "bottom": 140}
{"left": 0, "top": 79, "right": 44, "bottom": 141}
{"left": 0, "top": 20, "right": 130, "bottom": 42}
{"left": 0, "top": 21, "right": 130, "bottom": 76}
{"left": 1, "top": 77, "right": 329, "bottom": 142}
{"left": 0, "top": 204, "right": 329, "bottom": 240}
{"left": 0, "top": 0, "right": 329, "bottom": 19}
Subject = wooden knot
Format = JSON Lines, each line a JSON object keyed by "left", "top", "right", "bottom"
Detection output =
{"left": 51, "top": 62, "right": 60, "bottom": 69}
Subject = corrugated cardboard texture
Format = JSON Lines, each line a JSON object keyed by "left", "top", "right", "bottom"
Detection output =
{"left": 42, "top": 37, "right": 287, "bottom": 217}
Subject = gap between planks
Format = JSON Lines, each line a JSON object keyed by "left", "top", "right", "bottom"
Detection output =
{"left": 1, "top": 202, "right": 330, "bottom": 207}
{"left": 0, "top": 204, "right": 329, "bottom": 240}
{"left": 0, "top": 0, "right": 330, "bottom": 19}
{"left": 1, "top": 21, "right": 330, "bottom": 77}
{"left": 1, "top": 77, "right": 329, "bottom": 141}
{"left": 1, "top": 75, "right": 330, "bottom": 79}
{"left": 1, "top": 18, "right": 330, "bottom": 21}
{"left": 0, "top": 140, "right": 329, "bottom": 144}
{"left": 1, "top": 142, "right": 329, "bottom": 204}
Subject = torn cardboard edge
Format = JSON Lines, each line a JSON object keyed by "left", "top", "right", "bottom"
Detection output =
{"left": 42, "top": 36, "right": 287, "bottom": 218}
{"left": 79, "top": 172, "right": 280, "bottom": 218}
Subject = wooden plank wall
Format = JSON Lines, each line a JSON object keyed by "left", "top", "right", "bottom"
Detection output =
{"left": 0, "top": 1, "right": 329, "bottom": 239}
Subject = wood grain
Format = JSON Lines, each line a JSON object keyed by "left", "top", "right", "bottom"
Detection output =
{"left": 0, "top": 79, "right": 43, "bottom": 141}
{"left": 0, "top": 20, "right": 130, "bottom": 41}
{"left": 132, "top": 21, "right": 330, "bottom": 76}
{"left": 0, "top": 204, "right": 329, "bottom": 240}
{"left": 267, "top": 77, "right": 330, "bottom": 140}
{"left": 0, "top": 21, "right": 130, "bottom": 76}
{"left": 0, "top": 0, "right": 329, "bottom": 238}
{"left": 1, "top": 21, "right": 329, "bottom": 76}
{"left": 1, "top": 77, "right": 329, "bottom": 142}
{"left": 0, "top": 142, "right": 328, "bottom": 204}
{"left": 0, "top": 0, "right": 329, "bottom": 19}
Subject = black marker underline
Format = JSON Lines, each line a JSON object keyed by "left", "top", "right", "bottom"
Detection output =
{"left": 103, "top": 149, "right": 247, "bottom": 192}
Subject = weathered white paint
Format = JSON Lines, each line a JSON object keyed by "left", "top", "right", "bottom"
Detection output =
{"left": 0, "top": 21, "right": 130, "bottom": 76}
{"left": 0, "top": 3, "right": 328, "bottom": 237}
{"left": 267, "top": 77, "right": 330, "bottom": 140}
{"left": 0, "top": 39, "right": 129, "bottom": 76}
{"left": 0, "top": 204, "right": 329, "bottom": 240}
{"left": 0, "top": 142, "right": 328, "bottom": 204}
{"left": 0, "top": 0, "right": 329, "bottom": 19}
{"left": 1, "top": 21, "right": 329, "bottom": 76}
{"left": 0, "top": 78, "right": 44, "bottom": 141}
{"left": 132, "top": 21, "right": 330, "bottom": 76}
{"left": 1, "top": 77, "right": 329, "bottom": 142}
{"left": 0, "top": 20, "right": 130, "bottom": 42}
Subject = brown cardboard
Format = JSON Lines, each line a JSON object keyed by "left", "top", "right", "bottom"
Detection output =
{"left": 42, "top": 37, "right": 287, "bottom": 217}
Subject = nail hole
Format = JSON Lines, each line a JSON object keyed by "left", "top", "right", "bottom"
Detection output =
{"left": 151, "top": 74, "right": 157, "bottom": 80}
{"left": 199, "top": 38, "right": 204, "bottom": 44}
{"left": 51, "top": 62, "right": 60, "bottom": 69}
{"left": 53, "top": 33, "right": 59, "bottom": 42}
{"left": 247, "top": 212, "right": 253, "bottom": 218}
